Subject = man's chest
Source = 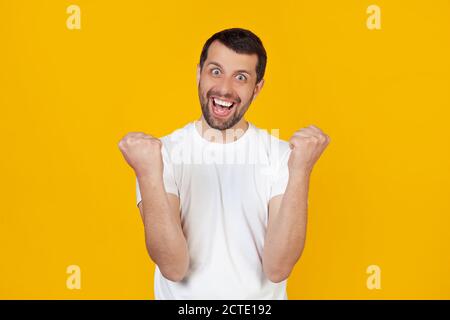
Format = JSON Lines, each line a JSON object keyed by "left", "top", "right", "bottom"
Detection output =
{"left": 174, "top": 164, "right": 272, "bottom": 218}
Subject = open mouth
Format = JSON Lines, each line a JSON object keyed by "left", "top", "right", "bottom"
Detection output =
{"left": 210, "top": 97, "right": 236, "bottom": 118}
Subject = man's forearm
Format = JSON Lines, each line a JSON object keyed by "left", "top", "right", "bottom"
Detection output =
{"left": 138, "top": 175, "right": 189, "bottom": 282}
{"left": 263, "top": 171, "right": 310, "bottom": 282}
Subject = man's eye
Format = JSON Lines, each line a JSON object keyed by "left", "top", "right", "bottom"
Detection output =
{"left": 236, "top": 74, "right": 247, "bottom": 81}
{"left": 211, "top": 68, "right": 221, "bottom": 76}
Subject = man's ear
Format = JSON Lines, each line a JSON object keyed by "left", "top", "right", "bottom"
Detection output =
{"left": 252, "top": 78, "right": 265, "bottom": 102}
{"left": 196, "top": 64, "right": 201, "bottom": 87}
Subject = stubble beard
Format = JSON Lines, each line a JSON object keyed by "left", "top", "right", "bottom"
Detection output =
{"left": 199, "top": 88, "right": 251, "bottom": 131}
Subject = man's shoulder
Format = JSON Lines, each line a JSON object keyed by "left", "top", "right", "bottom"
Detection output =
{"left": 250, "top": 123, "right": 291, "bottom": 159}
{"left": 160, "top": 121, "right": 195, "bottom": 147}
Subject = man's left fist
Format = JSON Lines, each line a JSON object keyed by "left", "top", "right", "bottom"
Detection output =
{"left": 288, "top": 125, "right": 331, "bottom": 175}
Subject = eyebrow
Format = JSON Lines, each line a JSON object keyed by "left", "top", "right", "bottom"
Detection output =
{"left": 207, "top": 61, "right": 253, "bottom": 76}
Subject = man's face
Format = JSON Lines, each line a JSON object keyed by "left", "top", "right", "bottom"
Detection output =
{"left": 197, "top": 40, "right": 264, "bottom": 130}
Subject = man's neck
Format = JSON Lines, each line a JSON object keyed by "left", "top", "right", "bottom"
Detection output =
{"left": 196, "top": 116, "right": 249, "bottom": 144}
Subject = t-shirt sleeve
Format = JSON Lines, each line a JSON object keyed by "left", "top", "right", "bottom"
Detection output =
{"left": 136, "top": 177, "right": 142, "bottom": 207}
{"left": 136, "top": 144, "right": 179, "bottom": 207}
{"left": 269, "top": 147, "right": 291, "bottom": 199}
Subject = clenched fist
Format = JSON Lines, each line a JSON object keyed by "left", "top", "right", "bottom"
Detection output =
{"left": 288, "top": 125, "right": 331, "bottom": 176}
{"left": 118, "top": 132, "right": 163, "bottom": 179}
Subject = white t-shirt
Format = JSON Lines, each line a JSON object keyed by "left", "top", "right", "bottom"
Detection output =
{"left": 136, "top": 121, "right": 292, "bottom": 299}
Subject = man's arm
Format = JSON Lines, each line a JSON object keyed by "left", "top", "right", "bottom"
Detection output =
{"left": 263, "top": 125, "right": 330, "bottom": 283}
{"left": 137, "top": 176, "right": 189, "bottom": 282}
{"left": 119, "top": 132, "right": 189, "bottom": 282}
{"left": 263, "top": 172, "right": 310, "bottom": 283}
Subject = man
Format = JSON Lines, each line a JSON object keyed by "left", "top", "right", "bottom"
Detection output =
{"left": 118, "top": 28, "right": 330, "bottom": 299}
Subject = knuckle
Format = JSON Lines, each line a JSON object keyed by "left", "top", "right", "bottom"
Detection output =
{"left": 308, "top": 136, "right": 318, "bottom": 143}
{"left": 149, "top": 138, "right": 162, "bottom": 147}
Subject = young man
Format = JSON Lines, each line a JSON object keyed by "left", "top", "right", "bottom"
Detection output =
{"left": 118, "top": 28, "right": 330, "bottom": 299}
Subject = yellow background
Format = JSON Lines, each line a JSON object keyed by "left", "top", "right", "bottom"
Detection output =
{"left": 1, "top": 0, "right": 449, "bottom": 299}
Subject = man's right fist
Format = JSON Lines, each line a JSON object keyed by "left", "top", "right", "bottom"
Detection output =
{"left": 118, "top": 132, "right": 163, "bottom": 179}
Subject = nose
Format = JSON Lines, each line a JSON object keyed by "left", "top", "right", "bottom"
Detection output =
{"left": 216, "top": 76, "right": 235, "bottom": 99}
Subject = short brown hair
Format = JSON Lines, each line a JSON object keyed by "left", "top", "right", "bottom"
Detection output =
{"left": 199, "top": 28, "right": 267, "bottom": 84}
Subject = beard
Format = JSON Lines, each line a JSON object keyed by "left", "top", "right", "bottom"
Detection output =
{"left": 199, "top": 87, "right": 251, "bottom": 131}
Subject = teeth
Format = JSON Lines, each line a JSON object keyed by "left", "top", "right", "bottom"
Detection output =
{"left": 213, "top": 98, "right": 233, "bottom": 107}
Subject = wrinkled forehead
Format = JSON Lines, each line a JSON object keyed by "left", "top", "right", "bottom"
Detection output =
{"left": 204, "top": 40, "right": 258, "bottom": 76}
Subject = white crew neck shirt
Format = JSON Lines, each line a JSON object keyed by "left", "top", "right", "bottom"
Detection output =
{"left": 136, "top": 121, "right": 292, "bottom": 300}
